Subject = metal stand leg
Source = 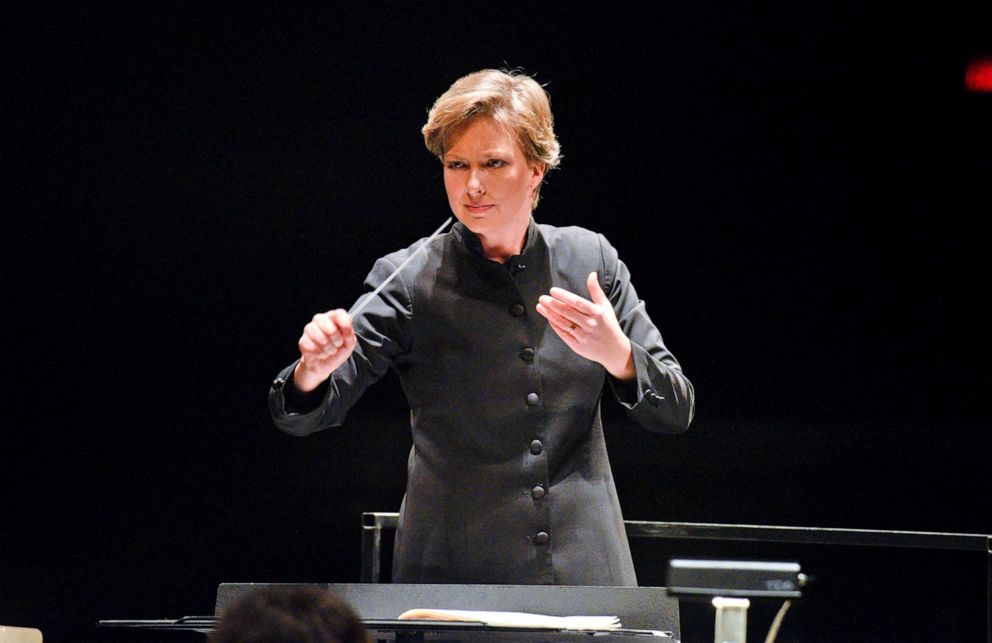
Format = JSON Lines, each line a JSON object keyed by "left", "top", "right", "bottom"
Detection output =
{"left": 712, "top": 597, "right": 750, "bottom": 643}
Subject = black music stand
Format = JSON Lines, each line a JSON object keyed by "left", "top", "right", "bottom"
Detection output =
{"left": 219, "top": 582, "right": 681, "bottom": 641}
{"left": 99, "top": 582, "right": 683, "bottom": 642}
{"left": 666, "top": 559, "right": 806, "bottom": 643}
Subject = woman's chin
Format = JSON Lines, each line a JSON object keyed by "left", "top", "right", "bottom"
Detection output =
{"left": 454, "top": 214, "right": 490, "bottom": 232}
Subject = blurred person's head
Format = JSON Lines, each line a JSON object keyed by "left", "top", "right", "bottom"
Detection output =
{"left": 210, "top": 585, "right": 370, "bottom": 643}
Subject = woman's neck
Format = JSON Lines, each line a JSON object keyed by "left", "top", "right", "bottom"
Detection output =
{"left": 476, "top": 218, "right": 529, "bottom": 263}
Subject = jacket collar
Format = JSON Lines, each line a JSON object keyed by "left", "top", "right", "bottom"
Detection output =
{"left": 452, "top": 216, "right": 540, "bottom": 266}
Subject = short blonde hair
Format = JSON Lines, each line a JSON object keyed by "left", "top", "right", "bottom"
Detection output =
{"left": 422, "top": 69, "right": 562, "bottom": 208}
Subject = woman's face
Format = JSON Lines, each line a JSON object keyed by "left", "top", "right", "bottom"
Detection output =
{"left": 443, "top": 117, "right": 545, "bottom": 243}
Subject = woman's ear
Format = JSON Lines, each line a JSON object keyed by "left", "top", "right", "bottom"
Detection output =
{"left": 530, "top": 161, "right": 547, "bottom": 189}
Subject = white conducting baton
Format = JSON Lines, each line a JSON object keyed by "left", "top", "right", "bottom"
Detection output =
{"left": 350, "top": 216, "right": 453, "bottom": 317}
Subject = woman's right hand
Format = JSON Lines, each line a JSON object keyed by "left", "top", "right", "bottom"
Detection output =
{"left": 293, "top": 309, "right": 357, "bottom": 392}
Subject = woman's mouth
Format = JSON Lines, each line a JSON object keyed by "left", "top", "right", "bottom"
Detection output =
{"left": 465, "top": 204, "right": 494, "bottom": 215}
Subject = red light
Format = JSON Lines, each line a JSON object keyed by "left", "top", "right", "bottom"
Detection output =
{"left": 965, "top": 56, "right": 992, "bottom": 93}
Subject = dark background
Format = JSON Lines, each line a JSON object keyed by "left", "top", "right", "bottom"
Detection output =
{"left": 4, "top": 2, "right": 990, "bottom": 641}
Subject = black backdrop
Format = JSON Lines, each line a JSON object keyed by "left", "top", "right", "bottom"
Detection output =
{"left": 4, "top": 2, "right": 991, "bottom": 642}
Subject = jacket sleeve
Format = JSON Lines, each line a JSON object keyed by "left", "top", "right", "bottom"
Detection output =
{"left": 599, "top": 234, "right": 695, "bottom": 433}
{"left": 267, "top": 255, "right": 413, "bottom": 436}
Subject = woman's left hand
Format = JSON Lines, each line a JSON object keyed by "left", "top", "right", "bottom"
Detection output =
{"left": 536, "top": 272, "right": 635, "bottom": 381}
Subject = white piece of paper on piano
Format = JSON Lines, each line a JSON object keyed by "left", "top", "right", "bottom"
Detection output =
{"left": 397, "top": 608, "right": 622, "bottom": 630}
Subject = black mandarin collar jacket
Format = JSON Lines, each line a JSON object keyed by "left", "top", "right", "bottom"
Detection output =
{"left": 270, "top": 217, "right": 694, "bottom": 585}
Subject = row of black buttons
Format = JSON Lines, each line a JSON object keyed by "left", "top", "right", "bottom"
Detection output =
{"left": 530, "top": 442, "right": 546, "bottom": 546}
{"left": 508, "top": 299, "right": 547, "bottom": 548}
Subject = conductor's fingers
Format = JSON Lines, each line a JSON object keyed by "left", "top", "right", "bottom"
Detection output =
{"left": 547, "top": 286, "right": 597, "bottom": 316}
{"left": 328, "top": 309, "right": 355, "bottom": 341}
{"left": 301, "top": 324, "right": 337, "bottom": 356}
{"left": 585, "top": 271, "right": 609, "bottom": 305}
{"left": 316, "top": 315, "right": 345, "bottom": 347}
{"left": 536, "top": 300, "right": 577, "bottom": 333}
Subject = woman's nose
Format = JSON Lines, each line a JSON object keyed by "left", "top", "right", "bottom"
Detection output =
{"left": 467, "top": 170, "right": 485, "bottom": 196}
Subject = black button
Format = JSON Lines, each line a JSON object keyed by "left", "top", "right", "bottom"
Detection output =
{"left": 532, "top": 485, "right": 546, "bottom": 499}
{"left": 526, "top": 392, "right": 540, "bottom": 406}
{"left": 645, "top": 388, "right": 665, "bottom": 407}
{"left": 520, "top": 347, "right": 535, "bottom": 362}
{"left": 510, "top": 303, "right": 525, "bottom": 316}
{"left": 534, "top": 531, "right": 549, "bottom": 545}
{"left": 529, "top": 439, "right": 543, "bottom": 455}
{"left": 272, "top": 377, "right": 285, "bottom": 391}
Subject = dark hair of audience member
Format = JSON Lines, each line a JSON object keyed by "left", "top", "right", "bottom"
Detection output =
{"left": 210, "top": 585, "right": 370, "bottom": 643}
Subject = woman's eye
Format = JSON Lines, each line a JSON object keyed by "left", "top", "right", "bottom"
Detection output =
{"left": 446, "top": 161, "right": 467, "bottom": 170}
{"left": 487, "top": 159, "right": 506, "bottom": 168}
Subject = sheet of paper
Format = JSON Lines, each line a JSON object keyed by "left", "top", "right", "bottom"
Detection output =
{"left": 397, "top": 608, "right": 622, "bottom": 630}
